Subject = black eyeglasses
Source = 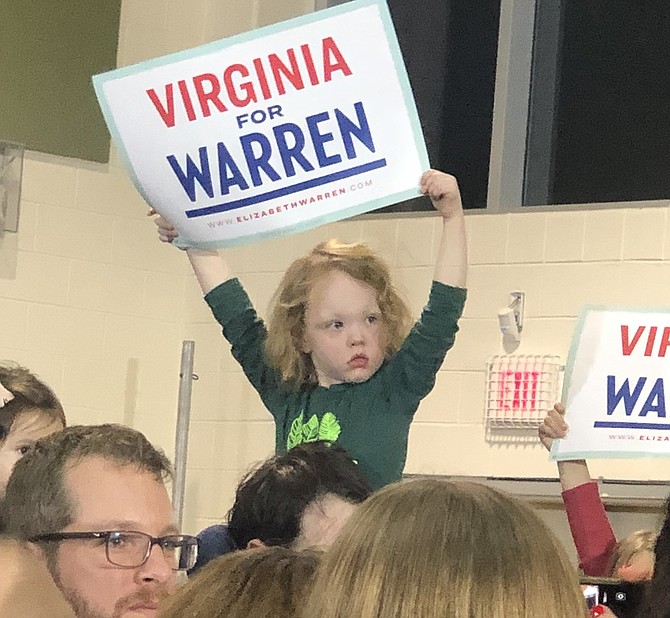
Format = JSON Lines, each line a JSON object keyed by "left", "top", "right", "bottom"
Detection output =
{"left": 29, "top": 530, "right": 198, "bottom": 571}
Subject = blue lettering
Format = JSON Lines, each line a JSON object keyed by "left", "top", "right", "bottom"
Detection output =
{"left": 239, "top": 132, "right": 281, "bottom": 187}
{"left": 169, "top": 102, "right": 381, "bottom": 204}
{"left": 217, "top": 142, "right": 249, "bottom": 195}
{"left": 272, "top": 123, "right": 315, "bottom": 177}
{"left": 306, "top": 112, "right": 342, "bottom": 167}
{"left": 167, "top": 147, "right": 213, "bottom": 202}
{"left": 639, "top": 377, "right": 667, "bottom": 417}
{"left": 335, "top": 101, "right": 375, "bottom": 159}
{"left": 606, "top": 375, "right": 646, "bottom": 416}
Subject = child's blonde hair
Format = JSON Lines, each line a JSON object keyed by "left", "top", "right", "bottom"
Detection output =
{"left": 0, "top": 363, "right": 65, "bottom": 442}
{"left": 304, "top": 479, "right": 588, "bottom": 618}
{"left": 157, "top": 546, "right": 320, "bottom": 618}
{"left": 609, "top": 528, "right": 656, "bottom": 576}
{"left": 265, "top": 239, "right": 412, "bottom": 385}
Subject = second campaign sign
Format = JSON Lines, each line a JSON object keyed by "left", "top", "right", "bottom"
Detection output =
{"left": 552, "top": 307, "right": 670, "bottom": 461}
{"left": 94, "top": 0, "right": 429, "bottom": 248}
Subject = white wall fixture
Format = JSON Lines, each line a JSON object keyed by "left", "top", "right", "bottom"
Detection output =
{"left": 498, "top": 290, "right": 525, "bottom": 342}
{"left": 485, "top": 354, "right": 562, "bottom": 429}
{"left": 0, "top": 141, "right": 24, "bottom": 234}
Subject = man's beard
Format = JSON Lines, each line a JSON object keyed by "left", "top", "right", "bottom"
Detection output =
{"left": 50, "top": 568, "right": 169, "bottom": 618}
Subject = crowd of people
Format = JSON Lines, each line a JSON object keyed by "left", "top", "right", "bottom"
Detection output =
{"left": 1, "top": 171, "right": 667, "bottom": 617}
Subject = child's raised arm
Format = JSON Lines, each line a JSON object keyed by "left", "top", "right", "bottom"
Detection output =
{"left": 420, "top": 170, "right": 467, "bottom": 288}
{"left": 540, "top": 402, "right": 617, "bottom": 577}
{"left": 538, "top": 402, "right": 592, "bottom": 490}
{"left": 154, "top": 215, "right": 232, "bottom": 294}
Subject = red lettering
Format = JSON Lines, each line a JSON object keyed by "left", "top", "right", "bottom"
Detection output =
{"left": 269, "top": 49, "right": 304, "bottom": 95}
{"left": 621, "top": 325, "right": 645, "bottom": 355}
{"left": 658, "top": 327, "right": 670, "bottom": 357}
{"left": 193, "top": 73, "right": 227, "bottom": 117}
{"left": 300, "top": 43, "right": 319, "bottom": 85}
{"left": 223, "top": 64, "right": 257, "bottom": 107}
{"left": 252, "top": 58, "right": 272, "bottom": 100}
{"left": 147, "top": 39, "right": 352, "bottom": 128}
{"left": 322, "top": 36, "right": 352, "bottom": 81}
{"left": 177, "top": 80, "right": 197, "bottom": 121}
{"left": 146, "top": 85, "right": 175, "bottom": 128}
{"left": 645, "top": 326, "right": 658, "bottom": 356}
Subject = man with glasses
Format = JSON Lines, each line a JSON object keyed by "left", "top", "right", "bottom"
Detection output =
{"left": 3, "top": 424, "right": 198, "bottom": 618}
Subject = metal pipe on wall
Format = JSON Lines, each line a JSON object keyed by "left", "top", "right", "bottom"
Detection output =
{"left": 172, "top": 340, "right": 196, "bottom": 528}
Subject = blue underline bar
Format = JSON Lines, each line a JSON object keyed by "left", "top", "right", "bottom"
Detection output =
{"left": 594, "top": 421, "right": 670, "bottom": 430}
{"left": 185, "top": 158, "right": 388, "bottom": 219}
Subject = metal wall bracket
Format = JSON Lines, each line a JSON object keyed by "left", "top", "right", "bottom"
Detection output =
{"left": 0, "top": 141, "right": 24, "bottom": 235}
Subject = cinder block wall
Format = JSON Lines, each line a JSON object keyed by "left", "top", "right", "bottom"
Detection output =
{"left": 1, "top": 1, "right": 668, "bottom": 553}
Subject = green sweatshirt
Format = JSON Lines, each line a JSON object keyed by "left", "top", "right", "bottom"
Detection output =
{"left": 205, "top": 278, "right": 466, "bottom": 489}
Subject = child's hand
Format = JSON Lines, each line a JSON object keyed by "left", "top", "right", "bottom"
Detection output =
{"left": 149, "top": 210, "right": 180, "bottom": 244}
{"left": 538, "top": 402, "right": 569, "bottom": 451}
{"left": 420, "top": 170, "right": 463, "bottom": 220}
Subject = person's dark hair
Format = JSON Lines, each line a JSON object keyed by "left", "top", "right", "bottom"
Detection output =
{"left": 227, "top": 441, "right": 372, "bottom": 549}
{"left": 3, "top": 424, "right": 172, "bottom": 545}
{"left": 637, "top": 496, "right": 670, "bottom": 618}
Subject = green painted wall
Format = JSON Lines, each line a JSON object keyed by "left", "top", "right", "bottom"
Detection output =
{"left": 0, "top": 1, "right": 121, "bottom": 163}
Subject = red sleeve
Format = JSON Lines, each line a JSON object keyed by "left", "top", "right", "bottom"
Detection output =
{"left": 562, "top": 481, "right": 617, "bottom": 576}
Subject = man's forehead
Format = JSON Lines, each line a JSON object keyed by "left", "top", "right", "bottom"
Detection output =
{"left": 64, "top": 456, "right": 175, "bottom": 533}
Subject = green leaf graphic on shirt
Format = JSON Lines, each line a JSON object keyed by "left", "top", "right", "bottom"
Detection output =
{"left": 318, "top": 412, "right": 341, "bottom": 442}
{"left": 302, "top": 414, "right": 319, "bottom": 442}
{"left": 286, "top": 411, "right": 343, "bottom": 450}
{"left": 287, "top": 411, "right": 304, "bottom": 450}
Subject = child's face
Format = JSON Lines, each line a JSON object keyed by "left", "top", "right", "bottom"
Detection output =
{"left": 0, "top": 409, "right": 63, "bottom": 495}
{"left": 302, "top": 270, "right": 385, "bottom": 387}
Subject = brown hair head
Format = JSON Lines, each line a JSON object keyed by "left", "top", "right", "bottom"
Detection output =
{"left": 304, "top": 478, "right": 587, "bottom": 618}
{"left": 0, "top": 363, "right": 65, "bottom": 441}
{"left": 157, "top": 546, "right": 321, "bottom": 618}
{"left": 3, "top": 424, "right": 172, "bottom": 543}
{"left": 265, "top": 239, "right": 412, "bottom": 385}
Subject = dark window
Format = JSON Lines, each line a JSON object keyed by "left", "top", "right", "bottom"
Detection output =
{"left": 377, "top": 0, "right": 501, "bottom": 212}
{"left": 525, "top": 0, "right": 670, "bottom": 205}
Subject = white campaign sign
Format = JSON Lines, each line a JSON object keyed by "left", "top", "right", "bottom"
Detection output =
{"left": 551, "top": 307, "right": 670, "bottom": 460}
{"left": 93, "top": 0, "right": 428, "bottom": 248}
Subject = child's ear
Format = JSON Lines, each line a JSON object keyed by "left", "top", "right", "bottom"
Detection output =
{"left": 246, "top": 538, "right": 267, "bottom": 550}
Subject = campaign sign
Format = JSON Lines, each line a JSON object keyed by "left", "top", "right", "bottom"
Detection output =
{"left": 551, "top": 307, "right": 670, "bottom": 460}
{"left": 93, "top": 0, "right": 428, "bottom": 248}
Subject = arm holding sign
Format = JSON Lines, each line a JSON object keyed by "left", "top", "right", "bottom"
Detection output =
{"left": 154, "top": 215, "right": 278, "bottom": 397}
{"left": 420, "top": 170, "right": 467, "bottom": 288}
{"left": 186, "top": 249, "right": 232, "bottom": 295}
{"left": 539, "top": 403, "right": 616, "bottom": 576}
{"left": 154, "top": 216, "right": 232, "bottom": 294}
{"left": 539, "top": 403, "right": 591, "bottom": 490}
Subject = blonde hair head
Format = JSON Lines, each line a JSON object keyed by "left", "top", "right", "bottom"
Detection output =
{"left": 304, "top": 478, "right": 587, "bottom": 618}
{"left": 157, "top": 546, "right": 320, "bottom": 618}
{"left": 265, "top": 239, "right": 412, "bottom": 385}
{"left": 609, "top": 529, "right": 656, "bottom": 576}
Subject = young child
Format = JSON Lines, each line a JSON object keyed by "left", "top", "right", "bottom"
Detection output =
{"left": 156, "top": 170, "right": 467, "bottom": 489}
{"left": 539, "top": 403, "right": 655, "bottom": 580}
{"left": 0, "top": 363, "right": 66, "bottom": 496}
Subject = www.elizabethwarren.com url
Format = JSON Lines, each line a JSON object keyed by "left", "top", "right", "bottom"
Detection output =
{"left": 206, "top": 179, "right": 373, "bottom": 229}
